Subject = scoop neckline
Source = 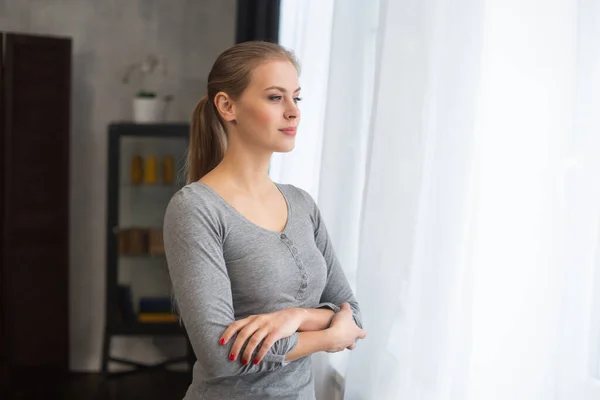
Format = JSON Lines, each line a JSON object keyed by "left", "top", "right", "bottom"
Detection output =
{"left": 193, "top": 181, "right": 292, "bottom": 235}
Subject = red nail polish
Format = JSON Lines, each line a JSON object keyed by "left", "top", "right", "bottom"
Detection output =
{"left": 219, "top": 338, "right": 225, "bottom": 345}
{"left": 253, "top": 359, "right": 259, "bottom": 365}
{"left": 229, "top": 354, "right": 235, "bottom": 361}
{"left": 242, "top": 359, "right": 248, "bottom": 365}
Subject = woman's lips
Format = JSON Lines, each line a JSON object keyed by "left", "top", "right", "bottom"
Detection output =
{"left": 279, "top": 127, "right": 297, "bottom": 136}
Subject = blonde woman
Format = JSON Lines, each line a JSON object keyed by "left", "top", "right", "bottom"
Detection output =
{"left": 164, "top": 41, "right": 366, "bottom": 400}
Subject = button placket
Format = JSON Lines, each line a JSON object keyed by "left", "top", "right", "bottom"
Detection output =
{"left": 279, "top": 233, "right": 309, "bottom": 300}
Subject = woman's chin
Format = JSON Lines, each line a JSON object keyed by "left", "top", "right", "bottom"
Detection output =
{"left": 273, "top": 141, "right": 296, "bottom": 153}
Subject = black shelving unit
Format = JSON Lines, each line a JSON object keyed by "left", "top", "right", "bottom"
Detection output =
{"left": 101, "top": 123, "right": 194, "bottom": 377}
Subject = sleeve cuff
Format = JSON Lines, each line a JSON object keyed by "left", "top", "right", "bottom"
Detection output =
{"left": 352, "top": 311, "right": 363, "bottom": 329}
{"left": 262, "top": 332, "right": 299, "bottom": 366}
{"left": 314, "top": 302, "right": 340, "bottom": 313}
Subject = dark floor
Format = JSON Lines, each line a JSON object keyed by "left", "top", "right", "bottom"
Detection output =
{"left": 5, "top": 370, "right": 191, "bottom": 400}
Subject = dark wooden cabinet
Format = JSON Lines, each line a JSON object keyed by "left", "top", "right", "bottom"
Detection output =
{"left": 0, "top": 32, "right": 71, "bottom": 389}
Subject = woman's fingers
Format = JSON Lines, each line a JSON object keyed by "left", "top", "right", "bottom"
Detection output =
{"left": 220, "top": 316, "right": 254, "bottom": 345}
{"left": 243, "top": 328, "right": 272, "bottom": 365}
{"left": 230, "top": 322, "right": 261, "bottom": 362}
{"left": 253, "top": 332, "right": 280, "bottom": 364}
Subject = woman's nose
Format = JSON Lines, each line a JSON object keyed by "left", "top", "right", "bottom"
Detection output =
{"left": 284, "top": 103, "right": 298, "bottom": 120}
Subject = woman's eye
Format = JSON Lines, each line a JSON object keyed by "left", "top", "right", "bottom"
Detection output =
{"left": 268, "top": 95, "right": 302, "bottom": 103}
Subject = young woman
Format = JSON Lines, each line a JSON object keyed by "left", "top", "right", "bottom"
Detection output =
{"left": 163, "top": 41, "right": 366, "bottom": 400}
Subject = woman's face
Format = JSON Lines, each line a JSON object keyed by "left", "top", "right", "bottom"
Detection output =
{"left": 227, "top": 60, "right": 301, "bottom": 153}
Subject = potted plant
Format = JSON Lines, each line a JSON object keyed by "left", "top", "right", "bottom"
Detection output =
{"left": 122, "top": 55, "right": 172, "bottom": 123}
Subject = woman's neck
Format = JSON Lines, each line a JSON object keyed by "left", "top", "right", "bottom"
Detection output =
{"left": 213, "top": 146, "right": 273, "bottom": 194}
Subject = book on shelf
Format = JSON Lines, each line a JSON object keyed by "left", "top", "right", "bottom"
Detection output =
{"left": 138, "top": 312, "right": 178, "bottom": 323}
{"left": 139, "top": 296, "right": 173, "bottom": 314}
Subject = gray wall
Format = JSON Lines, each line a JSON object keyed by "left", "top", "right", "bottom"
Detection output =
{"left": 0, "top": 0, "right": 236, "bottom": 371}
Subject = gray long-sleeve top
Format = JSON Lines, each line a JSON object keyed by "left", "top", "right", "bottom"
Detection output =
{"left": 163, "top": 181, "right": 362, "bottom": 400}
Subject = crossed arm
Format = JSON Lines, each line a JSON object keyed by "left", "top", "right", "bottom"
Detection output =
{"left": 220, "top": 303, "right": 364, "bottom": 365}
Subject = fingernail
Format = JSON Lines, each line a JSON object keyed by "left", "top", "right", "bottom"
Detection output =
{"left": 253, "top": 359, "right": 259, "bottom": 365}
{"left": 219, "top": 338, "right": 225, "bottom": 345}
{"left": 242, "top": 359, "right": 248, "bottom": 365}
{"left": 229, "top": 354, "right": 235, "bottom": 361}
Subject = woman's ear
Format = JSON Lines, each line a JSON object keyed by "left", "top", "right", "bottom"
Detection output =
{"left": 214, "top": 92, "right": 236, "bottom": 122}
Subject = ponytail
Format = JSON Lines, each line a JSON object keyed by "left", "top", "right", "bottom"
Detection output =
{"left": 187, "top": 94, "right": 226, "bottom": 183}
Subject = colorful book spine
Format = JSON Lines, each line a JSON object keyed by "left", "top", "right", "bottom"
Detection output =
{"left": 138, "top": 313, "right": 178, "bottom": 323}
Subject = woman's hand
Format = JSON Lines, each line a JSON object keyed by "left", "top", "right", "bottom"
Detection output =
{"left": 326, "top": 303, "right": 367, "bottom": 353}
{"left": 220, "top": 308, "right": 306, "bottom": 365}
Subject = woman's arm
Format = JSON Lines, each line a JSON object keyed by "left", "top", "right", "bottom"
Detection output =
{"left": 285, "top": 330, "right": 333, "bottom": 362}
{"left": 286, "top": 304, "right": 367, "bottom": 362}
{"left": 222, "top": 304, "right": 363, "bottom": 364}
{"left": 297, "top": 307, "right": 335, "bottom": 332}
{"left": 301, "top": 189, "right": 363, "bottom": 329}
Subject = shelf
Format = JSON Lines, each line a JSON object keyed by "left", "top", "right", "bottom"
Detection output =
{"left": 109, "top": 122, "right": 190, "bottom": 138}
{"left": 113, "top": 226, "right": 162, "bottom": 231}
{"left": 104, "top": 123, "right": 193, "bottom": 374}
{"left": 110, "top": 320, "right": 185, "bottom": 336}
{"left": 118, "top": 253, "right": 166, "bottom": 259}
{"left": 120, "top": 183, "right": 180, "bottom": 189}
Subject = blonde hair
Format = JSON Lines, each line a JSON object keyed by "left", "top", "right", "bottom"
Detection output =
{"left": 187, "top": 41, "right": 299, "bottom": 183}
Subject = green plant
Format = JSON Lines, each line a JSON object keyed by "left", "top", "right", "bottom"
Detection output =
{"left": 122, "top": 55, "right": 164, "bottom": 98}
{"left": 135, "top": 90, "right": 157, "bottom": 99}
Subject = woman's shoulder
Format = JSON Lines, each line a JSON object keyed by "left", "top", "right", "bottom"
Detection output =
{"left": 169, "top": 181, "right": 214, "bottom": 205}
{"left": 165, "top": 181, "right": 225, "bottom": 222}
{"left": 163, "top": 182, "right": 227, "bottom": 241}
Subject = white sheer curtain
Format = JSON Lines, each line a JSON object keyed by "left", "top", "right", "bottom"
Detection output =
{"left": 276, "top": 1, "right": 379, "bottom": 398}
{"left": 277, "top": 0, "right": 600, "bottom": 399}
{"left": 269, "top": 0, "right": 335, "bottom": 198}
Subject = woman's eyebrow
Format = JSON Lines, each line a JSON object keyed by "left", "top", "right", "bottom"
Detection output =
{"left": 264, "top": 86, "right": 301, "bottom": 93}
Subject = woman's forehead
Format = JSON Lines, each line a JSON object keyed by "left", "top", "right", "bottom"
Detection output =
{"left": 249, "top": 61, "right": 299, "bottom": 90}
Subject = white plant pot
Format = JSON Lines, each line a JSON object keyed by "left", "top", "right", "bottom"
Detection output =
{"left": 133, "top": 97, "right": 163, "bottom": 123}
